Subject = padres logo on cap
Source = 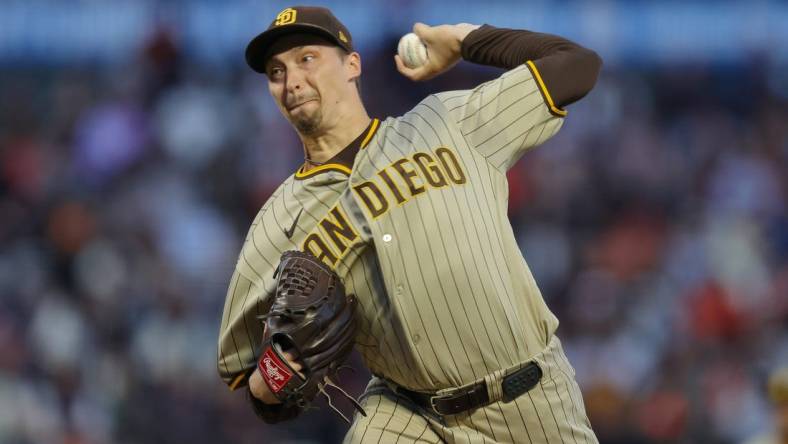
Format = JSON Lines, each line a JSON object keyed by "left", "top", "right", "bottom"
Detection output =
{"left": 275, "top": 8, "right": 297, "bottom": 26}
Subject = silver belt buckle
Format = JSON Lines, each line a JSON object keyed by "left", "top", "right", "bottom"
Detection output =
{"left": 428, "top": 394, "right": 444, "bottom": 416}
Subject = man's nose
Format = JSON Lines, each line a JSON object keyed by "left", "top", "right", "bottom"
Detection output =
{"left": 285, "top": 69, "right": 305, "bottom": 93}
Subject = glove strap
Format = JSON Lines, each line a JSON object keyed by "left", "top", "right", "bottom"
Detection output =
{"left": 258, "top": 345, "right": 295, "bottom": 395}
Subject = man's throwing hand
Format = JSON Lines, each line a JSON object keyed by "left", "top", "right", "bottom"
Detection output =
{"left": 395, "top": 22, "right": 480, "bottom": 81}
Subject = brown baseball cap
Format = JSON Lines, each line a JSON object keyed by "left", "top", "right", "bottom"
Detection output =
{"left": 245, "top": 6, "right": 353, "bottom": 73}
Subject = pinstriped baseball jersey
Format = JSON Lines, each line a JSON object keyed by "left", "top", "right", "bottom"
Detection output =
{"left": 217, "top": 121, "right": 378, "bottom": 389}
{"left": 338, "top": 62, "right": 597, "bottom": 443}
{"left": 344, "top": 62, "right": 565, "bottom": 390}
{"left": 218, "top": 62, "right": 568, "bottom": 394}
{"left": 217, "top": 176, "right": 344, "bottom": 388}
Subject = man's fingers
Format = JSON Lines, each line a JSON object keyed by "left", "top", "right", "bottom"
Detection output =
{"left": 282, "top": 349, "right": 305, "bottom": 376}
{"left": 394, "top": 54, "right": 427, "bottom": 81}
{"left": 394, "top": 54, "right": 438, "bottom": 82}
{"left": 282, "top": 349, "right": 300, "bottom": 361}
{"left": 394, "top": 54, "right": 415, "bottom": 79}
{"left": 273, "top": 342, "right": 304, "bottom": 374}
{"left": 412, "top": 22, "right": 431, "bottom": 41}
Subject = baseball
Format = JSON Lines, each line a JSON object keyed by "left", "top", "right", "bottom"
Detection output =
{"left": 397, "top": 33, "right": 428, "bottom": 68}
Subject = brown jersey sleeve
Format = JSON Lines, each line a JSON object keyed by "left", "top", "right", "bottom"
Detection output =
{"left": 461, "top": 25, "right": 602, "bottom": 108}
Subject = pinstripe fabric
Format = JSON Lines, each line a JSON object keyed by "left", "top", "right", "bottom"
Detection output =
{"left": 217, "top": 63, "right": 596, "bottom": 441}
{"left": 344, "top": 392, "right": 443, "bottom": 443}
{"left": 345, "top": 64, "right": 565, "bottom": 391}
{"left": 217, "top": 171, "right": 354, "bottom": 384}
{"left": 344, "top": 338, "right": 597, "bottom": 443}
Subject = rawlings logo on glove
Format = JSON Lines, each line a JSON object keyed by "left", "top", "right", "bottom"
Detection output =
{"left": 260, "top": 347, "right": 293, "bottom": 392}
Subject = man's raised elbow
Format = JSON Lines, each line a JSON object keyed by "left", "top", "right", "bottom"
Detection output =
{"left": 579, "top": 47, "right": 603, "bottom": 94}
{"left": 539, "top": 44, "right": 604, "bottom": 107}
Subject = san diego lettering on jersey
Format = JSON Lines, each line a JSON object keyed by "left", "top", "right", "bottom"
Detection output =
{"left": 301, "top": 146, "right": 467, "bottom": 266}
{"left": 302, "top": 204, "right": 359, "bottom": 266}
{"left": 353, "top": 146, "right": 466, "bottom": 218}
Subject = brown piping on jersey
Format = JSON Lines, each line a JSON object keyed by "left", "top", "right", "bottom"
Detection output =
{"left": 524, "top": 61, "right": 567, "bottom": 117}
{"left": 461, "top": 25, "right": 602, "bottom": 111}
{"left": 229, "top": 368, "right": 253, "bottom": 390}
{"left": 294, "top": 161, "right": 352, "bottom": 180}
{"left": 293, "top": 118, "right": 380, "bottom": 180}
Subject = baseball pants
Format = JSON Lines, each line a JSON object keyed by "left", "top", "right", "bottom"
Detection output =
{"left": 343, "top": 336, "right": 598, "bottom": 444}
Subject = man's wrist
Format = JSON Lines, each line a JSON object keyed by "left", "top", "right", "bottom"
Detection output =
{"left": 249, "top": 367, "right": 282, "bottom": 404}
{"left": 454, "top": 23, "right": 481, "bottom": 51}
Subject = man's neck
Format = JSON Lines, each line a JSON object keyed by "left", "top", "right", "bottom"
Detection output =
{"left": 300, "top": 112, "right": 371, "bottom": 171}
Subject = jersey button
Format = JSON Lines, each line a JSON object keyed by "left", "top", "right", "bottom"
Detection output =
{"left": 413, "top": 333, "right": 421, "bottom": 344}
{"left": 382, "top": 233, "right": 393, "bottom": 243}
{"left": 396, "top": 284, "right": 403, "bottom": 294}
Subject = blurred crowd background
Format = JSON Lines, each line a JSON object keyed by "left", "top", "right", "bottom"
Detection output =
{"left": 0, "top": 1, "right": 786, "bottom": 443}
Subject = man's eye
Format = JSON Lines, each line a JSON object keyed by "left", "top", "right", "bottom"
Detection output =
{"left": 302, "top": 54, "right": 315, "bottom": 62}
{"left": 269, "top": 67, "right": 284, "bottom": 77}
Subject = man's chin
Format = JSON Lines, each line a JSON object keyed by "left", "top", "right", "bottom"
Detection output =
{"left": 292, "top": 114, "right": 322, "bottom": 135}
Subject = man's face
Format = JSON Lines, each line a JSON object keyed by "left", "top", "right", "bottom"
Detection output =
{"left": 264, "top": 34, "right": 358, "bottom": 135}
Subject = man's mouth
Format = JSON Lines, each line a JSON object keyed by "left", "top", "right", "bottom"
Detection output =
{"left": 287, "top": 99, "right": 317, "bottom": 111}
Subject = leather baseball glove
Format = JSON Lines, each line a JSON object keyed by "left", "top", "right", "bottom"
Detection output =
{"left": 256, "top": 250, "right": 364, "bottom": 423}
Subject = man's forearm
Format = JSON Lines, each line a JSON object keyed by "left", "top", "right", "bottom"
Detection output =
{"left": 461, "top": 25, "right": 602, "bottom": 107}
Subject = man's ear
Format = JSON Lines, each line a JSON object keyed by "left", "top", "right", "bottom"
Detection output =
{"left": 346, "top": 51, "right": 361, "bottom": 82}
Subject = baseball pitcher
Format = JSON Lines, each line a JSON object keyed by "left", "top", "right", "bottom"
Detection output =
{"left": 217, "top": 5, "right": 602, "bottom": 443}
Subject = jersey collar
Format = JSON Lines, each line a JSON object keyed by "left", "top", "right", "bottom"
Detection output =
{"left": 294, "top": 118, "right": 380, "bottom": 180}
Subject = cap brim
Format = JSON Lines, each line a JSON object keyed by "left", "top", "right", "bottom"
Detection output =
{"left": 245, "top": 24, "right": 349, "bottom": 73}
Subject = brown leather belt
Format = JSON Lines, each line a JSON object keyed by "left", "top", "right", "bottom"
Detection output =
{"left": 396, "top": 362, "right": 543, "bottom": 416}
